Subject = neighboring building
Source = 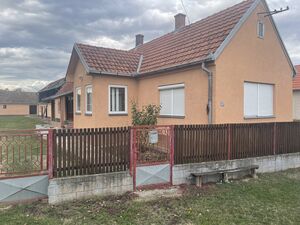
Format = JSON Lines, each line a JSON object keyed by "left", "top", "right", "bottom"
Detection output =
{"left": 64, "top": 0, "right": 295, "bottom": 128}
{"left": 51, "top": 82, "right": 74, "bottom": 126}
{"left": 38, "top": 78, "right": 65, "bottom": 121}
{"left": 293, "top": 65, "right": 300, "bottom": 120}
{"left": 38, "top": 79, "right": 74, "bottom": 127}
{"left": 0, "top": 90, "right": 38, "bottom": 116}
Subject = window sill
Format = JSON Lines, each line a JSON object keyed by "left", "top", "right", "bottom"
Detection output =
{"left": 75, "top": 112, "right": 81, "bottom": 115}
{"left": 109, "top": 113, "right": 128, "bottom": 116}
{"left": 244, "top": 115, "right": 275, "bottom": 120}
{"left": 85, "top": 113, "right": 92, "bottom": 116}
{"left": 159, "top": 115, "right": 185, "bottom": 119}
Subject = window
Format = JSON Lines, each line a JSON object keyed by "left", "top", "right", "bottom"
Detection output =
{"left": 85, "top": 85, "right": 92, "bottom": 114}
{"left": 257, "top": 21, "right": 265, "bottom": 38}
{"left": 109, "top": 85, "right": 127, "bottom": 114}
{"left": 3, "top": 105, "right": 7, "bottom": 109}
{"left": 159, "top": 84, "right": 185, "bottom": 117}
{"left": 75, "top": 87, "right": 81, "bottom": 113}
{"left": 244, "top": 82, "right": 274, "bottom": 118}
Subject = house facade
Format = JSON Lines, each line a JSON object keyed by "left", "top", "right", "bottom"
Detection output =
{"left": 64, "top": 0, "right": 294, "bottom": 128}
{"left": 293, "top": 65, "right": 300, "bottom": 120}
{"left": 0, "top": 90, "right": 38, "bottom": 116}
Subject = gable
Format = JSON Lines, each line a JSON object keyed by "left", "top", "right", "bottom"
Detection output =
{"left": 215, "top": 0, "right": 295, "bottom": 76}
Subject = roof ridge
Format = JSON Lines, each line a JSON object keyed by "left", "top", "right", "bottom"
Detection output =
{"left": 132, "top": 0, "right": 254, "bottom": 52}
{"left": 75, "top": 42, "right": 139, "bottom": 55}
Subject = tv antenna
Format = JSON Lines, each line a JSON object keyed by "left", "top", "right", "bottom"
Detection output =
{"left": 257, "top": 6, "right": 289, "bottom": 17}
{"left": 180, "top": 0, "right": 191, "bottom": 24}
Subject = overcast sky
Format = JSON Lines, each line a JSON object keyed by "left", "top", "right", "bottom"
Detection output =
{"left": 0, "top": 0, "right": 299, "bottom": 91}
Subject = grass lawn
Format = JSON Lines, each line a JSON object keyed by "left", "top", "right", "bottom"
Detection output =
{"left": 0, "top": 116, "right": 46, "bottom": 130}
{"left": 1, "top": 169, "right": 300, "bottom": 225}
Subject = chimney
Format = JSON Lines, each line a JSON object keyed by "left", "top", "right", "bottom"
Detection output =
{"left": 135, "top": 34, "right": 144, "bottom": 47}
{"left": 174, "top": 13, "right": 186, "bottom": 30}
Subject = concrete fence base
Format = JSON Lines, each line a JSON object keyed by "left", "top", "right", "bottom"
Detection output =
{"left": 48, "top": 171, "right": 133, "bottom": 204}
{"left": 48, "top": 153, "right": 300, "bottom": 204}
{"left": 173, "top": 152, "right": 300, "bottom": 185}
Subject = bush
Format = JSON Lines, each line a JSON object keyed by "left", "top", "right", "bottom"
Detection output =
{"left": 131, "top": 102, "right": 161, "bottom": 126}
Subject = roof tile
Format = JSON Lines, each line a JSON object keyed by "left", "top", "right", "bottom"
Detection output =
{"left": 75, "top": 0, "right": 254, "bottom": 75}
{"left": 293, "top": 65, "right": 300, "bottom": 90}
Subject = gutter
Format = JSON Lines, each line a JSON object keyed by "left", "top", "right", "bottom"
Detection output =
{"left": 201, "top": 61, "right": 213, "bottom": 124}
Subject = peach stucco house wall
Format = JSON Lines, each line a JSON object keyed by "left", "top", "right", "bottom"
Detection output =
{"left": 0, "top": 90, "right": 38, "bottom": 116}
{"left": 64, "top": 0, "right": 295, "bottom": 128}
{"left": 0, "top": 104, "right": 32, "bottom": 116}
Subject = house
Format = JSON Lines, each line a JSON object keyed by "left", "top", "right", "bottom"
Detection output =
{"left": 0, "top": 90, "right": 38, "bottom": 116}
{"left": 38, "top": 78, "right": 74, "bottom": 127}
{"left": 38, "top": 78, "right": 65, "bottom": 121}
{"left": 293, "top": 65, "right": 300, "bottom": 120}
{"left": 64, "top": 0, "right": 295, "bottom": 128}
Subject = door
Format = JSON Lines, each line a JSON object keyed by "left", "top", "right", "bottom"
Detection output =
{"left": 29, "top": 105, "right": 37, "bottom": 114}
{"left": 65, "top": 95, "right": 74, "bottom": 121}
{"left": 131, "top": 126, "right": 174, "bottom": 190}
{"left": 51, "top": 100, "right": 55, "bottom": 121}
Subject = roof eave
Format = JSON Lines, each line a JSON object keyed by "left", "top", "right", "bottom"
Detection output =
{"left": 135, "top": 57, "right": 214, "bottom": 78}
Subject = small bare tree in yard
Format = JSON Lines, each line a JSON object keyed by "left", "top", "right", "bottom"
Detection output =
{"left": 131, "top": 102, "right": 163, "bottom": 162}
{"left": 131, "top": 102, "right": 161, "bottom": 126}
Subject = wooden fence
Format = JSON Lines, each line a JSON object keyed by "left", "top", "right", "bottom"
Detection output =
{"left": 50, "top": 122, "right": 300, "bottom": 177}
{"left": 52, "top": 127, "right": 130, "bottom": 178}
{"left": 174, "top": 122, "right": 300, "bottom": 164}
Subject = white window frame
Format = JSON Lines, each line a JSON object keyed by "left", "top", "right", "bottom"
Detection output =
{"left": 75, "top": 87, "right": 81, "bottom": 113}
{"left": 85, "top": 85, "right": 92, "bottom": 115}
{"left": 244, "top": 82, "right": 274, "bottom": 118}
{"left": 158, "top": 83, "right": 185, "bottom": 117}
{"left": 257, "top": 21, "right": 265, "bottom": 38}
{"left": 108, "top": 85, "right": 128, "bottom": 115}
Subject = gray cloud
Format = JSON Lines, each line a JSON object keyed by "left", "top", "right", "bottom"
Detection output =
{"left": 0, "top": 0, "right": 299, "bottom": 91}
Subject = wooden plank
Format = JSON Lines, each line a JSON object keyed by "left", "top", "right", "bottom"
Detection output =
{"left": 91, "top": 128, "right": 95, "bottom": 174}
{"left": 94, "top": 128, "right": 99, "bottom": 174}
{"left": 62, "top": 129, "right": 66, "bottom": 177}
{"left": 67, "top": 129, "right": 71, "bottom": 176}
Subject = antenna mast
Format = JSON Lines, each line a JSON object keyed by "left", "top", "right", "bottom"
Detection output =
{"left": 257, "top": 6, "right": 289, "bottom": 17}
{"left": 180, "top": 0, "right": 191, "bottom": 24}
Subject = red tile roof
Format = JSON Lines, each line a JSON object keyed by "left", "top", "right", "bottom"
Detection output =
{"left": 293, "top": 65, "right": 300, "bottom": 90}
{"left": 76, "top": 44, "right": 141, "bottom": 75}
{"left": 75, "top": 0, "right": 254, "bottom": 75}
{"left": 54, "top": 82, "right": 73, "bottom": 98}
{"left": 134, "top": 0, "right": 254, "bottom": 73}
{"left": 38, "top": 78, "right": 65, "bottom": 92}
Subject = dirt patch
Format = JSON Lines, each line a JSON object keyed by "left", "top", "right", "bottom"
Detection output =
{"left": 134, "top": 186, "right": 183, "bottom": 202}
{"left": 0, "top": 205, "right": 12, "bottom": 211}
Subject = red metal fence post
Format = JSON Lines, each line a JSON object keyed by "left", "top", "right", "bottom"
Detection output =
{"left": 227, "top": 124, "right": 231, "bottom": 160}
{"left": 130, "top": 127, "right": 133, "bottom": 176}
{"left": 48, "top": 129, "right": 54, "bottom": 179}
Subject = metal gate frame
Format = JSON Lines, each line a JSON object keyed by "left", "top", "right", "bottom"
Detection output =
{"left": 130, "top": 125, "right": 174, "bottom": 191}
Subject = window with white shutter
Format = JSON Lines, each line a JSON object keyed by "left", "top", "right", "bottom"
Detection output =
{"left": 85, "top": 85, "right": 92, "bottom": 114}
{"left": 75, "top": 87, "right": 81, "bottom": 113}
{"left": 159, "top": 84, "right": 185, "bottom": 116}
{"left": 244, "top": 82, "right": 274, "bottom": 118}
{"left": 109, "top": 85, "right": 128, "bottom": 114}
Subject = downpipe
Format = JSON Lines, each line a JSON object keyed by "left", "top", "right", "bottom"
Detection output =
{"left": 202, "top": 62, "right": 213, "bottom": 124}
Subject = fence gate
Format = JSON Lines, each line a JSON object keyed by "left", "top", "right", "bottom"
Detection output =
{"left": 131, "top": 126, "right": 174, "bottom": 190}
